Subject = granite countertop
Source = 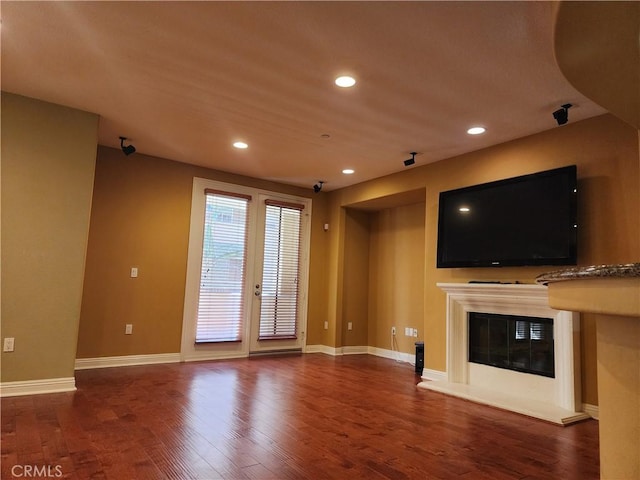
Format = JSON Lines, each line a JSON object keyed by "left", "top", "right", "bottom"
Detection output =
{"left": 536, "top": 262, "right": 640, "bottom": 285}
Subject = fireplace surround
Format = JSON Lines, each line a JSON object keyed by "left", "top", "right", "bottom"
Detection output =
{"left": 417, "top": 283, "right": 589, "bottom": 425}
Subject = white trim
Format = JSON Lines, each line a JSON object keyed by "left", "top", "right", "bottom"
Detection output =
{"left": 342, "top": 345, "right": 369, "bottom": 355}
{"left": 0, "top": 377, "right": 76, "bottom": 397}
{"left": 367, "top": 346, "right": 414, "bottom": 364}
{"left": 305, "top": 345, "right": 343, "bottom": 356}
{"left": 583, "top": 403, "right": 599, "bottom": 420}
{"left": 304, "top": 344, "right": 333, "bottom": 355}
{"left": 75, "top": 353, "right": 180, "bottom": 370}
{"left": 305, "top": 344, "right": 419, "bottom": 365}
{"left": 421, "top": 368, "right": 447, "bottom": 382}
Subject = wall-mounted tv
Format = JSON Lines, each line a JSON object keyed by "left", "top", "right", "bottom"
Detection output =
{"left": 436, "top": 165, "right": 577, "bottom": 268}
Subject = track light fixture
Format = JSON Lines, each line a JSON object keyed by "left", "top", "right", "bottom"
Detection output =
{"left": 404, "top": 152, "right": 417, "bottom": 167}
{"left": 119, "top": 136, "right": 136, "bottom": 156}
{"left": 313, "top": 181, "right": 324, "bottom": 193}
{"left": 552, "top": 104, "right": 573, "bottom": 126}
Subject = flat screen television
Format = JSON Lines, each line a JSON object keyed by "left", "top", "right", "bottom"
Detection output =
{"left": 436, "top": 165, "right": 577, "bottom": 268}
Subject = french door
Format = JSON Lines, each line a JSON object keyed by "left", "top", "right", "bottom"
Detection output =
{"left": 181, "top": 178, "right": 311, "bottom": 361}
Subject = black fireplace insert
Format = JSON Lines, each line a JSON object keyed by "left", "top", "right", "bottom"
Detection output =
{"left": 468, "top": 312, "right": 554, "bottom": 378}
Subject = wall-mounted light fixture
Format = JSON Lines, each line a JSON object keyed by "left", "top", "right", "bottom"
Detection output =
{"left": 119, "top": 136, "right": 136, "bottom": 156}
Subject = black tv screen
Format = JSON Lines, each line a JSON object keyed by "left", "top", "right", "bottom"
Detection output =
{"left": 436, "top": 165, "right": 577, "bottom": 268}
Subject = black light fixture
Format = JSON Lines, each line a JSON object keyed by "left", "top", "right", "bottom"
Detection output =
{"left": 119, "top": 136, "right": 136, "bottom": 156}
{"left": 552, "top": 104, "right": 573, "bottom": 126}
{"left": 404, "top": 151, "right": 417, "bottom": 167}
{"left": 313, "top": 181, "right": 324, "bottom": 193}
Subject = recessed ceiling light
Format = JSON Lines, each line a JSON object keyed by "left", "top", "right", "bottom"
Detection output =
{"left": 335, "top": 76, "right": 356, "bottom": 88}
{"left": 467, "top": 127, "right": 486, "bottom": 135}
{"left": 233, "top": 141, "right": 248, "bottom": 149}
{"left": 342, "top": 169, "right": 355, "bottom": 175}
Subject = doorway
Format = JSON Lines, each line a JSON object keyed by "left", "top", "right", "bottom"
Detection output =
{"left": 181, "top": 178, "right": 311, "bottom": 361}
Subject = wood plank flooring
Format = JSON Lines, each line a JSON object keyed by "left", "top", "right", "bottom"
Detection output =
{"left": 1, "top": 354, "right": 599, "bottom": 479}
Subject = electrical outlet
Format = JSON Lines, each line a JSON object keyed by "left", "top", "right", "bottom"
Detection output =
{"left": 347, "top": 322, "right": 353, "bottom": 331}
{"left": 125, "top": 324, "right": 133, "bottom": 335}
{"left": 391, "top": 326, "right": 396, "bottom": 336}
{"left": 130, "top": 267, "right": 138, "bottom": 278}
{"left": 3, "top": 337, "right": 15, "bottom": 352}
{"left": 413, "top": 328, "right": 418, "bottom": 337}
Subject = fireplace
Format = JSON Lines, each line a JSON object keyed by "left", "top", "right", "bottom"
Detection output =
{"left": 417, "top": 283, "right": 589, "bottom": 425}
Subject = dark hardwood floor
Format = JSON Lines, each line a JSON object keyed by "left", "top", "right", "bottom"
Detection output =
{"left": 1, "top": 354, "right": 599, "bottom": 479}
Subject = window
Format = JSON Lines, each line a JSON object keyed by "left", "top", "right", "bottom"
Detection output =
{"left": 258, "top": 201, "right": 303, "bottom": 339}
{"left": 195, "top": 190, "right": 250, "bottom": 343}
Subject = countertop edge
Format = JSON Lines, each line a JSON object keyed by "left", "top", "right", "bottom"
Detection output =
{"left": 536, "top": 262, "right": 640, "bottom": 285}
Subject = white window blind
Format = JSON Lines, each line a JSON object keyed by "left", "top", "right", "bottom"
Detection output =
{"left": 195, "top": 190, "right": 250, "bottom": 343}
{"left": 259, "top": 200, "right": 303, "bottom": 340}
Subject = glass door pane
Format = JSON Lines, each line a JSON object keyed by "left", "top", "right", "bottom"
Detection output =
{"left": 258, "top": 203, "right": 302, "bottom": 339}
{"left": 195, "top": 192, "right": 249, "bottom": 343}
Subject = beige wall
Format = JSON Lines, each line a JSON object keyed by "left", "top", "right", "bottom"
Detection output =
{"left": 327, "top": 114, "right": 639, "bottom": 406}
{"left": 1, "top": 93, "right": 98, "bottom": 382}
{"left": 341, "top": 208, "right": 371, "bottom": 346}
{"left": 368, "top": 203, "right": 425, "bottom": 352}
{"left": 77, "top": 146, "right": 330, "bottom": 358}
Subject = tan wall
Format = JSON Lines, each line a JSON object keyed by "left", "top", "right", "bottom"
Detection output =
{"left": 327, "top": 114, "right": 639, "bottom": 406}
{"left": 1, "top": 93, "right": 98, "bottom": 382}
{"left": 341, "top": 208, "right": 371, "bottom": 346}
{"left": 369, "top": 203, "right": 425, "bottom": 351}
{"left": 77, "top": 146, "right": 329, "bottom": 358}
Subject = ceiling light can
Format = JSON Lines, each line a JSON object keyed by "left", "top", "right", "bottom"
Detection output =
{"left": 467, "top": 127, "right": 486, "bottom": 135}
{"left": 342, "top": 169, "right": 355, "bottom": 175}
{"left": 233, "top": 141, "right": 248, "bottom": 149}
{"left": 335, "top": 76, "right": 356, "bottom": 88}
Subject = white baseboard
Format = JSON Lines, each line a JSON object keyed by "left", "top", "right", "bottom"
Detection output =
{"left": 304, "top": 345, "right": 369, "bottom": 356}
{"left": 305, "top": 344, "right": 342, "bottom": 355}
{"left": 306, "top": 344, "right": 418, "bottom": 364}
{"left": 421, "top": 368, "right": 447, "bottom": 382}
{"left": 368, "top": 346, "right": 415, "bottom": 364}
{"left": 0, "top": 377, "right": 76, "bottom": 398}
{"left": 75, "top": 353, "right": 181, "bottom": 370}
{"left": 583, "top": 403, "right": 599, "bottom": 420}
{"left": 342, "top": 345, "right": 369, "bottom": 355}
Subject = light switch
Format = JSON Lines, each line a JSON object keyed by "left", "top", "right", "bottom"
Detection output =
{"left": 130, "top": 267, "right": 138, "bottom": 278}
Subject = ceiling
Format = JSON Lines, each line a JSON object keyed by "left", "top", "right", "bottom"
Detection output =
{"left": 1, "top": 1, "right": 607, "bottom": 191}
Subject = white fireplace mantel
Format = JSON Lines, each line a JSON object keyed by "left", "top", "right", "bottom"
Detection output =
{"left": 417, "top": 282, "right": 590, "bottom": 425}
